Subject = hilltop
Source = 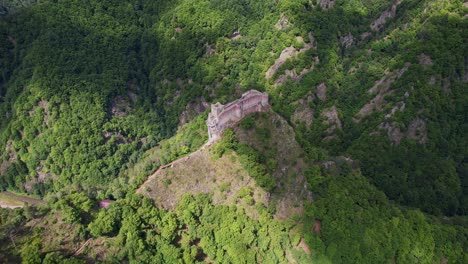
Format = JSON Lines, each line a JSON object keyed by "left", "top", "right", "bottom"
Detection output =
{"left": 138, "top": 108, "right": 311, "bottom": 219}
{"left": 0, "top": 0, "right": 466, "bottom": 263}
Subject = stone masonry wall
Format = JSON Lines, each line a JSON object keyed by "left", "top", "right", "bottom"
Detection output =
{"left": 206, "top": 90, "right": 269, "bottom": 141}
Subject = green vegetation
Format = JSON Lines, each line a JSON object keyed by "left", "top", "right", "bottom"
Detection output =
{"left": 291, "top": 0, "right": 467, "bottom": 216}
{"left": 213, "top": 128, "right": 276, "bottom": 191}
{"left": 1, "top": 177, "right": 466, "bottom": 263}
{"left": 1, "top": 192, "right": 311, "bottom": 263}
{"left": 0, "top": 0, "right": 466, "bottom": 262}
{"left": 106, "top": 113, "right": 208, "bottom": 200}
{"left": 303, "top": 168, "right": 467, "bottom": 263}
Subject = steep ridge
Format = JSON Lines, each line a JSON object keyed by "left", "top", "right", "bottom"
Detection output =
{"left": 0, "top": 0, "right": 466, "bottom": 263}
{"left": 138, "top": 106, "right": 311, "bottom": 219}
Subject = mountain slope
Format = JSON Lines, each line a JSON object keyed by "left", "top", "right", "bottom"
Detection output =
{"left": 0, "top": 0, "right": 466, "bottom": 215}
{"left": 0, "top": 0, "right": 467, "bottom": 263}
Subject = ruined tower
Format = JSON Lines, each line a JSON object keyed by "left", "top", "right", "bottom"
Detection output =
{"left": 206, "top": 90, "right": 269, "bottom": 142}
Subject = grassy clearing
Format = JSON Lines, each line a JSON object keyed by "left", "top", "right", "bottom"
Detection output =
{"left": 139, "top": 147, "right": 269, "bottom": 218}
{"left": 122, "top": 114, "right": 208, "bottom": 191}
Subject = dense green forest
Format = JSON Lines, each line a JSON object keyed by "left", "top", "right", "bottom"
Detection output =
{"left": 0, "top": 0, "right": 466, "bottom": 262}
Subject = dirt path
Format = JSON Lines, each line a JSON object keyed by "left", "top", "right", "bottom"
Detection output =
{"left": 0, "top": 191, "right": 43, "bottom": 209}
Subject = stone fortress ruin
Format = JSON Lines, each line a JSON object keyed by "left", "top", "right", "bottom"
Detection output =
{"left": 207, "top": 90, "right": 269, "bottom": 142}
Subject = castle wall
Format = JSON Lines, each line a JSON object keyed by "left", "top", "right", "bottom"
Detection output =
{"left": 206, "top": 90, "right": 269, "bottom": 142}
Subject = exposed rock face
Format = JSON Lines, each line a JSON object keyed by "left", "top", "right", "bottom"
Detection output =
{"left": 179, "top": 97, "right": 209, "bottom": 126}
{"left": 273, "top": 58, "right": 318, "bottom": 86}
{"left": 266, "top": 32, "right": 316, "bottom": 81}
{"left": 379, "top": 118, "right": 428, "bottom": 145}
{"left": 0, "top": 141, "right": 16, "bottom": 176}
{"left": 266, "top": 47, "right": 296, "bottom": 79}
{"left": 357, "top": 63, "right": 410, "bottom": 121}
{"left": 358, "top": 92, "right": 389, "bottom": 119}
{"left": 407, "top": 118, "right": 428, "bottom": 144}
{"left": 322, "top": 106, "right": 342, "bottom": 129}
{"left": 340, "top": 33, "right": 354, "bottom": 49}
{"left": 291, "top": 93, "right": 315, "bottom": 127}
{"left": 321, "top": 106, "right": 342, "bottom": 140}
{"left": 110, "top": 96, "right": 130, "bottom": 118}
{"left": 292, "top": 106, "right": 314, "bottom": 128}
{"left": 29, "top": 100, "right": 51, "bottom": 126}
{"left": 318, "top": 0, "right": 336, "bottom": 10}
{"left": 275, "top": 13, "right": 291, "bottom": 30}
{"left": 360, "top": 32, "right": 372, "bottom": 40}
{"left": 316, "top": 82, "right": 327, "bottom": 101}
{"left": 24, "top": 162, "right": 54, "bottom": 192}
{"left": 371, "top": 0, "right": 402, "bottom": 31}
{"left": 103, "top": 131, "right": 132, "bottom": 144}
{"left": 379, "top": 122, "right": 404, "bottom": 145}
{"left": 206, "top": 90, "right": 269, "bottom": 141}
{"left": 385, "top": 102, "right": 406, "bottom": 119}
{"left": 463, "top": 3, "right": 468, "bottom": 18}
{"left": 321, "top": 156, "right": 357, "bottom": 175}
{"left": 205, "top": 42, "right": 215, "bottom": 57}
{"left": 298, "top": 238, "right": 311, "bottom": 254}
{"left": 418, "top": 53, "right": 433, "bottom": 67}
{"left": 230, "top": 30, "right": 242, "bottom": 40}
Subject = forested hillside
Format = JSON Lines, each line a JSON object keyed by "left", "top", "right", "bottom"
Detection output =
{"left": 0, "top": 0, "right": 466, "bottom": 263}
